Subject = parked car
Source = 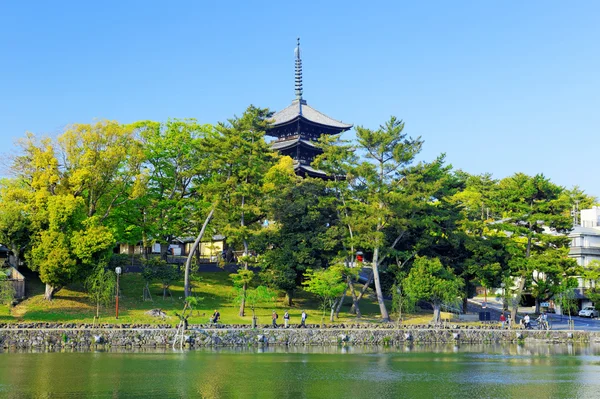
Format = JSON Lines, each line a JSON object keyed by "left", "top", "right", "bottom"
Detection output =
{"left": 578, "top": 306, "right": 599, "bottom": 318}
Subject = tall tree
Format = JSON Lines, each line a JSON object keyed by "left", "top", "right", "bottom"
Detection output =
{"left": 350, "top": 117, "right": 424, "bottom": 321}
{"left": 12, "top": 121, "right": 142, "bottom": 299}
{"left": 209, "top": 106, "right": 277, "bottom": 316}
{"left": 492, "top": 173, "right": 574, "bottom": 319}
{"left": 134, "top": 119, "right": 212, "bottom": 258}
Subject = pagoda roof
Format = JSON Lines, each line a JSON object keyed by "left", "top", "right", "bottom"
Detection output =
{"left": 293, "top": 161, "right": 329, "bottom": 179}
{"left": 270, "top": 137, "right": 319, "bottom": 151}
{"left": 271, "top": 99, "right": 352, "bottom": 131}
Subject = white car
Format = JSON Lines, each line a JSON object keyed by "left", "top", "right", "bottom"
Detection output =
{"left": 578, "top": 306, "right": 599, "bottom": 318}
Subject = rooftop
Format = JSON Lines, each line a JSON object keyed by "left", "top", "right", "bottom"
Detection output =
{"left": 271, "top": 99, "right": 353, "bottom": 130}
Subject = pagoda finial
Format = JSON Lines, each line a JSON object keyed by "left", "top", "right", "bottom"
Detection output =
{"left": 294, "top": 37, "right": 303, "bottom": 100}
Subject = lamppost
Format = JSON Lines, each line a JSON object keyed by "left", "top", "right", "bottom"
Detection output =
{"left": 500, "top": 282, "right": 506, "bottom": 315}
{"left": 115, "top": 267, "right": 122, "bottom": 319}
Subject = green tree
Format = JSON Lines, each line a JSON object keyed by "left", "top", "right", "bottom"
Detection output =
{"left": 492, "top": 173, "right": 574, "bottom": 319}
{"left": 85, "top": 264, "right": 116, "bottom": 321}
{"left": 0, "top": 179, "right": 31, "bottom": 268}
{"left": 349, "top": 117, "right": 424, "bottom": 321}
{"left": 233, "top": 285, "right": 276, "bottom": 327}
{"left": 133, "top": 119, "right": 212, "bottom": 257}
{"left": 260, "top": 175, "right": 341, "bottom": 306}
{"left": 581, "top": 260, "right": 600, "bottom": 306}
{"left": 12, "top": 122, "right": 141, "bottom": 299}
{"left": 210, "top": 105, "right": 277, "bottom": 316}
{"left": 303, "top": 266, "right": 347, "bottom": 324}
{"left": 313, "top": 134, "right": 363, "bottom": 317}
{"left": 403, "top": 256, "right": 464, "bottom": 324}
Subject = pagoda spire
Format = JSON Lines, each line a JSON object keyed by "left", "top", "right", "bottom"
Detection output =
{"left": 294, "top": 37, "right": 303, "bottom": 101}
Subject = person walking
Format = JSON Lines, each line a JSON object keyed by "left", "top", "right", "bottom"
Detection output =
{"left": 507, "top": 314, "right": 512, "bottom": 329}
{"left": 301, "top": 310, "right": 307, "bottom": 328}
{"left": 272, "top": 311, "right": 278, "bottom": 328}
{"left": 284, "top": 310, "right": 290, "bottom": 328}
{"left": 211, "top": 309, "right": 220, "bottom": 325}
{"left": 500, "top": 313, "right": 506, "bottom": 329}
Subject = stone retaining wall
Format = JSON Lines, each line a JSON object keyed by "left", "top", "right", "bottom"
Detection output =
{"left": 1, "top": 327, "right": 598, "bottom": 350}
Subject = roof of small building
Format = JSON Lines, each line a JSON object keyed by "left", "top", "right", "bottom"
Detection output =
{"left": 271, "top": 99, "right": 352, "bottom": 130}
{"left": 175, "top": 235, "right": 226, "bottom": 243}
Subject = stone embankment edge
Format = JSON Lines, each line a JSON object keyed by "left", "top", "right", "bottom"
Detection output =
{"left": 0, "top": 328, "right": 598, "bottom": 350}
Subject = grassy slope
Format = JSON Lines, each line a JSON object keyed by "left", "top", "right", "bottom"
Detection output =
{"left": 0, "top": 270, "right": 450, "bottom": 326}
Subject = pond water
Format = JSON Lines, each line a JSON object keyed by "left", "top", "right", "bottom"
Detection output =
{"left": 1, "top": 344, "right": 600, "bottom": 398}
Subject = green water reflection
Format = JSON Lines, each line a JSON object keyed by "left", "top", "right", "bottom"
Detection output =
{"left": 1, "top": 344, "right": 600, "bottom": 398}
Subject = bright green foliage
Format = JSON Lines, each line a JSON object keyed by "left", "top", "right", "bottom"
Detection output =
{"left": 11, "top": 122, "right": 139, "bottom": 299}
{"left": 581, "top": 260, "right": 600, "bottom": 306}
{"left": 128, "top": 119, "right": 212, "bottom": 253}
{"left": 232, "top": 285, "right": 276, "bottom": 323}
{"left": 303, "top": 266, "right": 347, "bottom": 323}
{"left": 230, "top": 269, "right": 255, "bottom": 287}
{"left": 555, "top": 285, "right": 579, "bottom": 320}
{"left": 403, "top": 256, "right": 463, "bottom": 324}
{"left": 0, "top": 179, "right": 32, "bottom": 267}
{"left": 85, "top": 264, "right": 116, "bottom": 319}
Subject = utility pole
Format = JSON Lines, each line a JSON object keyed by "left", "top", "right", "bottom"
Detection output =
{"left": 115, "top": 267, "right": 122, "bottom": 319}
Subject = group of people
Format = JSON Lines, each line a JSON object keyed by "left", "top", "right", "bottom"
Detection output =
{"left": 210, "top": 309, "right": 309, "bottom": 328}
{"left": 499, "top": 312, "right": 549, "bottom": 330}
{"left": 271, "top": 310, "right": 308, "bottom": 328}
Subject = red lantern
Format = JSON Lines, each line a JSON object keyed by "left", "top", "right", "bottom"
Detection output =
{"left": 356, "top": 251, "right": 364, "bottom": 262}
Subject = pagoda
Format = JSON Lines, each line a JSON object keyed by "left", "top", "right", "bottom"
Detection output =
{"left": 267, "top": 38, "right": 352, "bottom": 178}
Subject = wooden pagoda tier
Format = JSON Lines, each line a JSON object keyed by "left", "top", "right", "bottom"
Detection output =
{"left": 266, "top": 38, "right": 352, "bottom": 179}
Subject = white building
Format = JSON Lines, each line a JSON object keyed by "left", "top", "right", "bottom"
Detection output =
{"left": 568, "top": 206, "right": 600, "bottom": 309}
{"left": 569, "top": 206, "right": 600, "bottom": 267}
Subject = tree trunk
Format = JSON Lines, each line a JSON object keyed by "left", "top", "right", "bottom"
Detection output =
{"left": 96, "top": 300, "right": 100, "bottom": 319}
{"left": 285, "top": 290, "right": 293, "bottom": 307}
{"left": 10, "top": 244, "right": 19, "bottom": 269}
{"left": 238, "top": 238, "right": 249, "bottom": 317}
{"left": 348, "top": 276, "right": 361, "bottom": 318}
{"left": 330, "top": 301, "right": 337, "bottom": 322}
{"left": 511, "top": 277, "right": 526, "bottom": 322}
{"left": 239, "top": 282, "right": 247, "bottom": 317}
{"left": 433, "top": 301, "right": 441, "bottom": 324}
{"left": 335, "top": 287, "right": 346, "bottom": 319}
{"left": 44, "top": 284, "right": 57, "bottom": 301}
{"left": 372, "top": 247, "right": 390, "bottom": 322}
{"left": 184, "top": 207, "right": 215, "bottom": 297}
{"left": 350, "top": 271, "right": 373, "bottom": 314}
{"left": 534, "top": 298, "right": 540, "bottom": 315}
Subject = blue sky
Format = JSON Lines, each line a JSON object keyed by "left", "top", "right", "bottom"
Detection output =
{"left": 1, "top": 1, "right": 598, "bottom": 198}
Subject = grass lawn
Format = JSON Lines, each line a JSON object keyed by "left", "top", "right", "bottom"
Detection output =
{"left": 0, "top": 268, "right": 452, "bottom": 326}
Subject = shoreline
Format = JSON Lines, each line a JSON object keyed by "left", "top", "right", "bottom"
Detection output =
{"left": 1, "top": 326, "right": 598, "bottom": 350}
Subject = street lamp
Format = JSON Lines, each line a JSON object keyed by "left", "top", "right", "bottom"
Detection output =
{"left": 500, "top": 282, "right": 506, "bottom": 315}
{"left": 115, "top": 267, "right": 122, "bottom": 319}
